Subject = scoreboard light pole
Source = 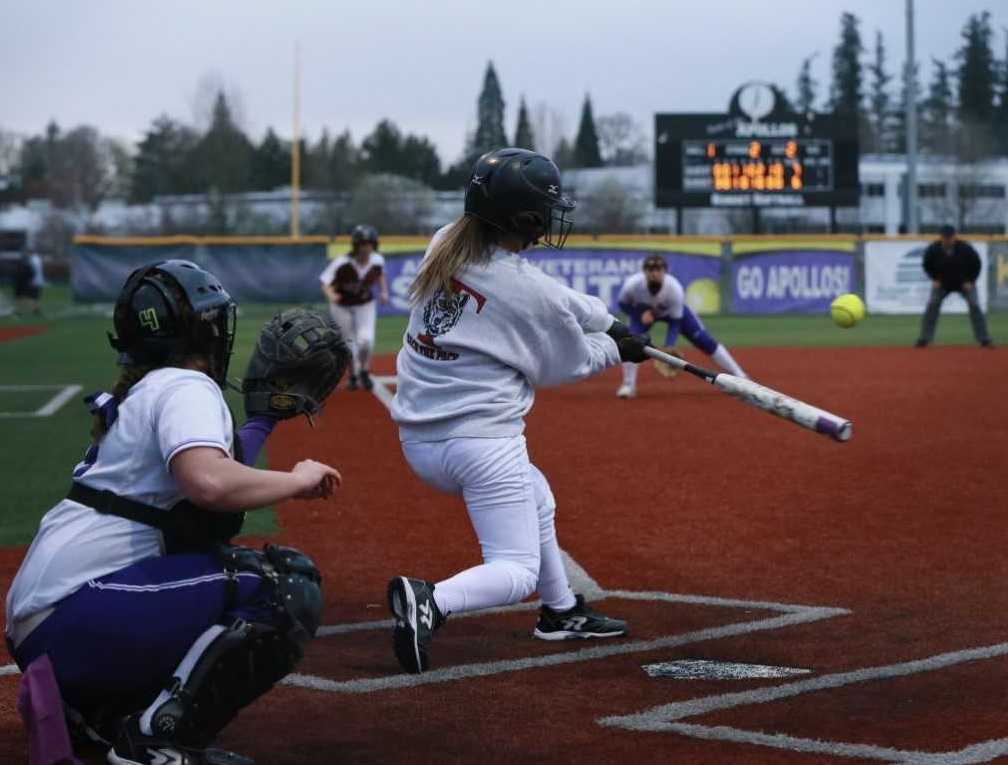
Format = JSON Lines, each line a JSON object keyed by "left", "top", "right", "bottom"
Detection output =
{"left": 905, "top": 0, "right": 919, "bottom": 234}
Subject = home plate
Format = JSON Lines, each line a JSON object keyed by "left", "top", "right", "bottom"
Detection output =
{"left": 642, "top": 659, "right": 812, "bottom": 680}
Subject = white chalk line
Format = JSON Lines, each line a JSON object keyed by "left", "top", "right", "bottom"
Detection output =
{"left": 599, "top": 641, "right": 1008, "bottom": 764}
{"left": 283, "top": 604, "right": 847, "bottom": 695}
{"left": 0, "top": 384, "right": 82, "bottom": 418}
{"left": 369, "top": 374, "right": 396, "bottom": 410}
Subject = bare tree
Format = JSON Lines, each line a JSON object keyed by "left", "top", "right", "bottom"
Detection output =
{"left": 531, "top": 102, "right": 569, "bottom": 158}
{"left": 573, "top": 177, "right": 645, "bottom": 233}
{"left": 0, "top": 129, "right": 22, "bottom": 175}
{"left": 923, "top": 122, "right": 1002, "bottom": 231}
{"left": 346, "top": 174, "right": 434, "bottom": 233}
{"left": 595, "top": 113, "right": 648, "bottom": 166}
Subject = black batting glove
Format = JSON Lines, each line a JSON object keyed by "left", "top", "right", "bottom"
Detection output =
{"left": 606, "top": 320, "right": 651, "bottom": 363}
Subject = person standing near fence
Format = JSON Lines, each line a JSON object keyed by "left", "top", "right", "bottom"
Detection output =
{"left": 320, "top": 224, "right": 389, "bottom": 391}
{"left": 14, "top": 248, "right": 44, "bottom": 317}
{"left": 915, "top": 225, "right": 994, "bottom": 348}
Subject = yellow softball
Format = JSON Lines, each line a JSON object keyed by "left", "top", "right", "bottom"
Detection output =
{"left": 830, "top": 293, "right": 866, "bottom": 328}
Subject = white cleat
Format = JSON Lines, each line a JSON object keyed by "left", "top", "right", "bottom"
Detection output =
{"left": 616, "top": 384, "right": 636, "bottom": 399}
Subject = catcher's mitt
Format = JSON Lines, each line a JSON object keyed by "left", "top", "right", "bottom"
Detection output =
{"left": 652, "top": 345, "right": 684, "bottom": 379}
{"left": 242, "top": 308, "right": 350, "bottom": 421}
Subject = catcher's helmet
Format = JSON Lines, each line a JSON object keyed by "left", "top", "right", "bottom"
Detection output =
{"left": 464, "top": 148, "right": 575, "bottom": 249}
{"left": 351, "top": 224, "right": 379, "bottom": 250}
{"left": 109, "top": 260, "right": 236, "bottom": 387}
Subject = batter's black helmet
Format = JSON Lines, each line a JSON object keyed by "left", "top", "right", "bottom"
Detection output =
{"left": 351, "top": 224, "right": 379, "bottom": 250}
{"left": 109, "top": 260, "right": 236, "bottom": 387}
{"left": 464, "top": 148, "right": 575, "bottom": 249}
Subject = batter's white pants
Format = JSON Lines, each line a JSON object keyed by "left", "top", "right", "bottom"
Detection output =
{"left": 400, "top": 435, "right": 577, "bottom": 616}
{"left": 328, "top": 300, "right": 376, "bottom": 375}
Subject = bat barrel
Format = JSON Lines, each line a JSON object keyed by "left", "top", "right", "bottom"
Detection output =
{"left": 714, "top": 374, "right": 853, "bottom": 443}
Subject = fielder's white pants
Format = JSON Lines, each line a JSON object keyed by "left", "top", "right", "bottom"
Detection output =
{"left": 328, "top": 300, "right": 376, "bottom": 375}
{"left": 400, "top": 435, "right": 577, "bottom": 616}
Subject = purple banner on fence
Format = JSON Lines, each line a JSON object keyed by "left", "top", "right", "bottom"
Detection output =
{"left": 380, "top": 248, "right": 723, "bottom": 316}
{"left": 731, "top": 250, "right": 854, "bottom": 314}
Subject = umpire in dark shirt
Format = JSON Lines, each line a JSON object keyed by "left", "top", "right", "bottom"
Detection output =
{"left": 915, "top": 225, "right": 993, "bottom": 347}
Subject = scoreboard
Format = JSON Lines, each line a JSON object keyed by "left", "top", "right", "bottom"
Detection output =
{"left": 656, "top": 82, "right": 859, "bottom": 209}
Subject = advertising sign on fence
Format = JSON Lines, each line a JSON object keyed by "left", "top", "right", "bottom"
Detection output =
{"left": 991, "top": 242, "right": 1008, "bottom": 312}
{"left": 865, "top": 240, "right": 989, "bottom": 314}
{"left": 730, "top": 244, "right": 855, "bottom": 314}
{"left": 380, "top": 248, "right": 724, "bottom": 316}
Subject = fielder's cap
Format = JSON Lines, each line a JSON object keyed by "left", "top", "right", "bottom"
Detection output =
{"left": 643, "top": 254, "right": 667, "bottom": 270}
{"left": 940, "top": 224, "right": 956, "bottom": 237}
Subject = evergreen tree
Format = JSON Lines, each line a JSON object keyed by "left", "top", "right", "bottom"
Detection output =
{"left": 573, "top": 94, "right": 602, "bottom": 168}
{"left": 513, "top": 97, "right": 535, "bottom": 150}
{"left": 890, "top": 58, "right": 921, "bottom": 155}
{"left": 553, "top": 137, "right": 575, "bottom": 169}
{"left": 130, "top": 115, "right": 200, "bottom": 202}
{"left": 469, "top": 62, "right": 508, "bottom": 159}
{"left": 251, "top": 128, "right": 291, "bottom": 191}
{"left": 828, "top": 13, "right": 865, "bottom": 119}
{"left": 360, "top": 119, "right": 404, "bottom": 175}
{"left": 996, "top": 30, "right": 1008, "bottom": 155}
{"left": 921, "top": 59, "right": 954, "bottom": 155}
{"left": 329, "top": 130, "right": 359, "bottom": 190}
{"left": 867, "top": 31, "right": 894, "bottom": 152}
{"left": 795, "top": 53, "right": 819, "bottom": 114}
{"left": 955, "top": 12, "right": 997, "bottom": 127}
{"left": 192, "top": 92, "right": 253, "bottom": 193}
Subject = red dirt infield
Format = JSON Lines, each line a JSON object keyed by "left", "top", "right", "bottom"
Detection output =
{"left": 2, "top": 345, "right": 1007, "bottom": 763}
{"left": 0, "top": 325, "right": 47, "bottom": 344}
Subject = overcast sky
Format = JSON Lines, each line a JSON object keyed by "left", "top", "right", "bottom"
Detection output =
{"left": 3, "top": 1, "right": 1007, "bottom": 163}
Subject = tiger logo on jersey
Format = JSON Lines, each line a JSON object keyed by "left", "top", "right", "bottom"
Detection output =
{"left": 422, "top": 288, "right": 469, "bottom": 337}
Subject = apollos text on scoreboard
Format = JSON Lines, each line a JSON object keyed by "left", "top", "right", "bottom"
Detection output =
{"left": 655, "top": 82, "right": 859, "bottom": 208}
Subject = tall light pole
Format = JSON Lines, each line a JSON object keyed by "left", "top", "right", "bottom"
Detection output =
{"left": 905, "top": 0, "right": 919, "bottom": 233}
{"left": 291, "top": 43, "right": 301, "bottom": 239}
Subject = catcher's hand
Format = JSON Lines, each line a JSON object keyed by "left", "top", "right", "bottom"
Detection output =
{"left": 652, "top": 345, "right": 684, "bottom": 379}
{"left": 242, "top": 308, "right": 351, "bottom": 421}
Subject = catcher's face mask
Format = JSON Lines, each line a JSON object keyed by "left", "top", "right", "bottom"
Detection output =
{"left": 192, "top": 303, "right": 237, "bottom": 387}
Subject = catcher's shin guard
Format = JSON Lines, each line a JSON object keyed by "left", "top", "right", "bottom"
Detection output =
{"left": 142, "top": 545, "right": 322, "bottom": 746}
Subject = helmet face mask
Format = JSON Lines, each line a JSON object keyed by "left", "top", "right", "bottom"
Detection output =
{"left": 465, "top": 148, "right": 575, "bottom": 250}
{"left": 110, "top": 260, "right": 236, "bottom": 387}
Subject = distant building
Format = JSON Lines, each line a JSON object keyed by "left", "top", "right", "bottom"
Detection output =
{"left": 563, "top": 155, "right": 1008, "bottom": 235}
{"left": 2, "top": 156, "right": 1005, "bottom": 241}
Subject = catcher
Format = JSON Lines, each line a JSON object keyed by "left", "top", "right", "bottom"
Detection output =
{"left": 319, "top": 224, "right": 388, "bottom": 392}
{"left": 5, "top": 261, "right": 349, "bottom": 765}
{"left": 615, "top": 254, "right": 747, "bottom": 398}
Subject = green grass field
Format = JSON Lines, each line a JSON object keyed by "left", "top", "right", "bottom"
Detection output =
{"left": 1, "top": 285, "right": 1004, "bottom": 547}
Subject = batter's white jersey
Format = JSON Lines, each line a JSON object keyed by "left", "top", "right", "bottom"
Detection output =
{"left": 6, "top": 368, "right": 233, "bottom": 632}
{"left": 617, "top": 272, "right": 685, "bottom": 320}
{"left": 391, "top": 227, "right": 620, "bottom": 442}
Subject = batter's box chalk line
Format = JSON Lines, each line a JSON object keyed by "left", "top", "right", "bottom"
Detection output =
{"left": 279, "top": 549, "right": 850, "bottom": 695}
{"left": 599, "top": 641, "right": 1008, "bottom": 764}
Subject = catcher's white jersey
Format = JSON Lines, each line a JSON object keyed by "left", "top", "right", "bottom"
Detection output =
{"left": 617, "top": 273, "right": 685, "bottom": 320}
{"left": 6, "top": 368, "right": 232, "bottom": 630}
{"left": 391, "top": 227, "right": 620, "bottom": 442}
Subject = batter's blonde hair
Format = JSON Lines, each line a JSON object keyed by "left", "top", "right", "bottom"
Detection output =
{"left": 409, "top": 215, "right": 498, "bottom": 303}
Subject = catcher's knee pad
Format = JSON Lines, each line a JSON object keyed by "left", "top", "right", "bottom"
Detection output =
{"left": 219, "top": 543, "right": 324, "bottom": 645}
{"left": 148, "top": 545, "right": 322, "bottom": 745}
